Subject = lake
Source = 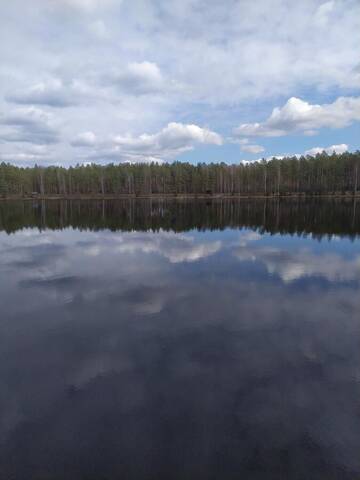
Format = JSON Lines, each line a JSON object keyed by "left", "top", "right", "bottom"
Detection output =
{"left": 0, "top": 198, "right": 359, "bottom": 479}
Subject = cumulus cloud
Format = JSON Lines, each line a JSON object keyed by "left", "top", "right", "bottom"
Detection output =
{"left": 88, "top": 20, "right": 109, "bottom": 39}
{"left": 305, "top": 143, "right": 349, "bottom": 156}
{"left": 107, "top": 62, "right": 166, "bottom": 96}
{"left": 241, "top": 144, "right": 265, "bottom": 154}
{"left": 0, "top": 144, "right": 53, "bottom": 166}
{"left": 71, "top": 131, "right": 97, "bottom": 147}
{"left": 0, "top": 153, "right": 43, "bottom": 164}
{"left": 113, "top": 122, "right": 222, "bottom": 161}
{"left": 0, "top": 107, "right": 59, "bottom": 145}
{"left": 234, "top": 96, "right": 360, "bottom": 137}
{"left": 5, "top": 78, "right": 96, "bottom": 108}
{"left": 78, "top": 122, "right": 223, "bottom": 163}
{"left": 114, "top": 122, "right": 222, "bottom": 149}
{"left": 314, "top": 1, "right": 336, "bottom": 26}
{"left": 6, "top": 80, "right": 75, "bottom": 108}
{"left": 52, "top": 0, "right": 118, "bottom": 13}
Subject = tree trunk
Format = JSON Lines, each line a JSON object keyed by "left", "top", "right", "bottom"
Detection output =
{"left": 354, "top": 165, "right": 358, "bottom": 195}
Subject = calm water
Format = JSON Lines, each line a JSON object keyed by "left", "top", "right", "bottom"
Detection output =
{"left": 0, "top": 199, "right": 359, "bottom": 480}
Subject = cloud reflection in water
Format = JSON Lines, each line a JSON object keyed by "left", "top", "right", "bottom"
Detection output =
{"left": 0, "top": 218, "right": 359, "bottom": 479}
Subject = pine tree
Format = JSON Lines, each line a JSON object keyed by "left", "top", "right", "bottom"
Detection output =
{"left": 0, "top": 175, "right": 8, "bottom": 197}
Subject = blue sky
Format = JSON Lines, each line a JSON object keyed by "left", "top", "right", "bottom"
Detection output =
{"left": 0, "top": 0, "right": 359, "bottom": 166}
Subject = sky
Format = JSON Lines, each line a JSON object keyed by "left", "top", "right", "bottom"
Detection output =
{"left": 0, "top": 0, "right": 359, "bottom": 167}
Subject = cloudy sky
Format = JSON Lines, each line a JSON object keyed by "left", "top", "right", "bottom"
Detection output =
{"left": 0, "top": 0, "right": 359, "bottom": 166}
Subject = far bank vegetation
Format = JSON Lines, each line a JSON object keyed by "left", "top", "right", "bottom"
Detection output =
{"left": 0, "top": 151, "right": 359, "bottom": 198}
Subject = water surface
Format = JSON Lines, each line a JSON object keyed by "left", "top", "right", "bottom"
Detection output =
{"left": 0, "top": 199, "right": 359, "bottom": 479}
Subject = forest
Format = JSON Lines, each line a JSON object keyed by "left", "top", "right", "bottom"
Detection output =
{"left": 0, "top": 151, "right": 359, "bottom": 197}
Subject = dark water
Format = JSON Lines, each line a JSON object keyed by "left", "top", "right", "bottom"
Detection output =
{"left": 0, "top": 199, "right": 359, "bottom": 480}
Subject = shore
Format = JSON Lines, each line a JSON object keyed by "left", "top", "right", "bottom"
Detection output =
{"left": 1, "top": 193, "right": 360, "bottom": 201}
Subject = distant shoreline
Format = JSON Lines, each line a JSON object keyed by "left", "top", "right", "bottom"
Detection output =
{"left": 1, "top": 193, "right": 360, "bottom": 201}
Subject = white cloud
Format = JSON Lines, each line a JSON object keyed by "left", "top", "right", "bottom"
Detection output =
{"left": 239, "top": 144, "right": 349, "bottom": 164}
{"left": 1, "top": 106, "right": 52, "bottom": 127}
{"left": 71, "top": 131, "right": 97, "bottom": 147}
{"left": 6, "top": 80, "right": 72, "bottom": 108}
{"left": 0, "top": 144, "right": 53, "bottom": 165}
{"left": 314, "top": 1, "right": 336, "bottom": 26}
{"left": 241, "top": 144, "right": 265, "bottom": 154}
{"left": 88, "top": 20, "right": 109, "bottom": 39}
{"left": 0, "top": 107, "right": 59, "bottom": 145}
{"left": 52, "top": 0, "right": 118, "bottom": 13}
{"left": 71, "top": 122, "right": 222, "bottom": 163}
{"left": 108, "top": 122, "right": 222, "bottom": 162}
{"left": 108, "top": 62, "right": 166, "bottom": 96}
{"left": 5, "top": 78, "right": 95, "bottom": 108}
{"left": 234, "top": 96, "right": 360, "bottom": 137}
{"left": 0, "top": 152, "right": 45, "bottom": 163}
{"left": 305, "top": 143, "right": 348, "bottom": 156}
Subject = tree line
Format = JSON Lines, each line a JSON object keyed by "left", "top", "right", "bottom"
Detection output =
{"left": 0, "top": 151, "right": 359, "bottom": 197}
